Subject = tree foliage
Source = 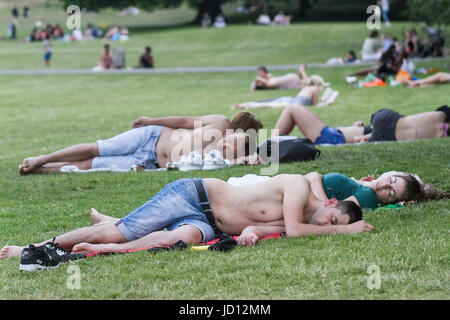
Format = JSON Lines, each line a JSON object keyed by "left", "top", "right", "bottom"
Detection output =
{"left": 404, "top": 0, "right": 450, "bottom": 25}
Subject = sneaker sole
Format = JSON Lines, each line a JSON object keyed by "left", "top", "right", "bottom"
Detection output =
{"left": 179, "top": 165, "right": 203, "bottom": 172}
{"left": 202, "top": 164, "right": 229, "bottom": 170}
{"left": 19, "top": 263, "right": 60, "bottom": 272}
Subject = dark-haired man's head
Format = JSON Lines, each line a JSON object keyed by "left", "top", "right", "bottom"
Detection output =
{"left": 257, "top": 66, "right": 269, "bottom": 77}
{"left": 309, "top": 199, "right": 362, "bottom": 226}
{"left": 229, "top": 111, "right": 263, "bottom": 132}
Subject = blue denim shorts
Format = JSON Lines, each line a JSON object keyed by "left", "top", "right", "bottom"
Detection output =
{"left": 115, "top": 178, "right": 216, "bottom": 242}
{"left": 258, "top": 95, "right": 312, "bottom": 106}
{"left": 314, "top": 126, "right": 346, "bottom": 145}
{"left": 92, "top": 125, "right": 163, "bottom": 170}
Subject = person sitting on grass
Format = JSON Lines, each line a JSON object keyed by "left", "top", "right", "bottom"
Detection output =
{"left": 18, "top": 112, "right": 263, "bottom": 175}
{"left": 137, "top": 46, "right": 154, "bottom": 68}
{"left": 401, "top": 72, "right": 450, "bottom": 88}
{"left": 263, "top": 105, "right": 449, "bottom": 146}
{"left": 250, "top": 64, "right": 310, "bottom": 90}
{"left": 234, "top": 75, "right": 330, "bottom": 109}
{"left": 97, "top": 44, "right": 113, "bottom": 70}
{"left": 0, "top": 174, "right": 370, "bottom": 262}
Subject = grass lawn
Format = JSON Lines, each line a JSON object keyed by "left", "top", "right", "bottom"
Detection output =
{"left": 0, "top": 21, "right": 449, "bottom": 300}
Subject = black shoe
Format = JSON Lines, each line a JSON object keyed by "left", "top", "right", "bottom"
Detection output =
{"left": 43, "top": 240, "right": 86, "bottom": 263}
{"left": 147, "top": 240, "right": 188, "bottom": 253}
{"left": 19, "top": 244, "right": 60, "bottom": 272}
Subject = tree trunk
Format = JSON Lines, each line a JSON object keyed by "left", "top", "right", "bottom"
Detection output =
{"left": 299, "top": 0, "right": 311, "bottom": 18}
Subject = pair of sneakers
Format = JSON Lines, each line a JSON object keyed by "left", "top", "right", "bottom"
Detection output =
{"left": 19, "top": 239, "right": 85, "bottom": 272}
{"left": 177, "top": 150, "right": 231, "bottom": 172}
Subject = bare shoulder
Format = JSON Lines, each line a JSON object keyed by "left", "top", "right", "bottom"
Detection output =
{"left": 271, "top": 174, "right": 309, "bottom": 187}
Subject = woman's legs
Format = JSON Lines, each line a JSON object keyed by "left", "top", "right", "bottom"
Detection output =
{"left": 19, "top": 142, "right": 99, "bottom": 175}
{"left": 272, "top": 105, "right": 326, "bottom": 141}
{"left": 404, "top": 72, "right": 450, "bottom": 87}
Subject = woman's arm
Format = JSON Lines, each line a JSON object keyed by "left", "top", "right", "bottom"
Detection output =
{"left": 304, "top": 172, "right": 328, "bottom": 201}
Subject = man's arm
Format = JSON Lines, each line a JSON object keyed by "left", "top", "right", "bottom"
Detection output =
{"left": 236, "top": 225, "right": 285, "bottom": 246}
{"left": 132, "top": 114, "right": 230, "bottom": 132}
{"left": 282, "top": 176, "right": 373, "bottom": 237}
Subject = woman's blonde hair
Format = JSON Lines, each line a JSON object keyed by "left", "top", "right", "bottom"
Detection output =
{"left": 308, "top": 75, "right": 325, "bottom": 87}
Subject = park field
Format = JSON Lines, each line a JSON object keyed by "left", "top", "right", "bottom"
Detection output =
{"left": 0, "top": 21, "right": 449, "bottom": 300}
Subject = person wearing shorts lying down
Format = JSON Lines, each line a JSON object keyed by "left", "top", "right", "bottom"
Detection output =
{"left": 257, "top": 105, "right": 449, "bottom": 147}
{"left": 264, "top": 105, "right": 372, "bottom": 146}
{"left": 0, "top": 174, "right": 370, "bottom": 259}
{"left": 353, "top": 106, "right": 450, "bottom": 143}
{"left": 233, "top": 75, "right": 329, "bottom": 109}
{"left": 250, "top": 64, "right": 310, "bottom": 90}
{"left": 18, "top": 112, "right": 263, "bottom": 175}
{"left": 402, "top": 72, "right": 450, "bottom": 88}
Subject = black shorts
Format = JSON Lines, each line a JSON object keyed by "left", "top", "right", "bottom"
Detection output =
{"left": 369, "top": 109, "right": 404, "bottom": 142}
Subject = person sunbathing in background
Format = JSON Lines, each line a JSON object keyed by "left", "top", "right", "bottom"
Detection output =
{"left": 250, "top": 64, "right": 310, "bottom": 90}
{"left": 234, "top": 75, "right": 336, "bottom": 109}
{"left": 402, "top": 72, "right": 450, "bottom": 88}
{"left": 265, "top": 105, "right": 449, "bottom": 146}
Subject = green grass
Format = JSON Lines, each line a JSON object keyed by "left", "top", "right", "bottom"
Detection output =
{"left": 0, "top": 21, "right": 449, "bottom": 300}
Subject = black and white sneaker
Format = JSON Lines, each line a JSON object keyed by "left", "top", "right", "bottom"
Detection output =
{"left": 19, "top": 244, "right": 60, "bottom": 272}
{"left": 43, "top": 240, "right": 86, "bottom": 263}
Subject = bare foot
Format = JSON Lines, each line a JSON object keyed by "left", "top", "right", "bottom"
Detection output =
{"left": 0, "top": 245, "right": 24, "bottom": 259}
{"left": 231, "top": 103, "right": 242, "bottom": 110}
{"left": 19, "top": 156, "right": 44, "bottom": 175}
{"left": 72, "top": 242, "right": 101, "bottom": 254}
{"left": 90, "top": 208, "right": 117, "bottom": 225}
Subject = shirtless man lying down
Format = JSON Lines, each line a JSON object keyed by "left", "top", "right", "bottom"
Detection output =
{"left": 18, "top": 112, "right": 263, "bottom": 174}
{"left": 1, "top": 174, "right": 372, "bottom": 264}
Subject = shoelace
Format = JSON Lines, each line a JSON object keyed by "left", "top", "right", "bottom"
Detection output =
{"left": 47, "top": 238, "right": 70, "bottom": 256}
{"left": 32, "top": 246, "right": 55, "bottom": 266}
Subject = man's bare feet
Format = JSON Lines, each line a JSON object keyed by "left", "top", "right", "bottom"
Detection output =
{"left": 0, "top": 245, "right": 24, "bottom": 259}
{"left": 18, "top": 156, "right": 44, "bottom": 175}
{"left": 72, "top": 242, "right": 101, "bottom": 254}
{"left": 231, "top": 103, "right": 243, "bottom": 110}
{"left": 90, "top": 208, "right": 117, "bottom": 225}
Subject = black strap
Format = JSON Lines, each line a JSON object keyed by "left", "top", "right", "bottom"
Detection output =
{"left": 193, "top": 179, "right": 222, "bottom": 237}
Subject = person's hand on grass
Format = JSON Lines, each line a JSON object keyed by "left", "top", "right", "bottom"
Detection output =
{"left": 343, "top": 220, "right": 374, "bottom": 234}
{"left": 247, "top": 154, "right": 261, "bottom": 166}
{"left": 237, "top": 227, "right": 260, "bottom": 246}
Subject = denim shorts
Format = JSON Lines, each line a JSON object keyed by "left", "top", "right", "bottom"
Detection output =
{"left": 92, "top": 125, "right": 163, "bottom": 170}
{"left": 115, "top": 178, "right": 216, "bottom": 242}
{"left": 258, "top": 95, "right": 312, "bottom": 106}
{"left": 314, "top": 126, "right": 346, "bottom": 145}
